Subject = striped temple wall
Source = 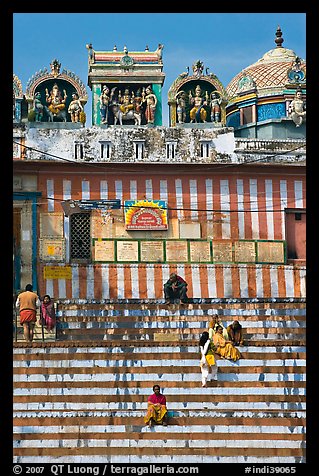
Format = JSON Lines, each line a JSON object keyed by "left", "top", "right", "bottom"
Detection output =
{"left": 40, "top": 172, "right": 305, "bottom": 241}
{"left": 39, "top": 263, "right": 306, "bottom": 300}
{"left": 37, "top": 172, "right": 306, "bottom": 300}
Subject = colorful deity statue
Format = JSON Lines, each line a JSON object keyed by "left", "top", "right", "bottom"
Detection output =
{"left": 189, "top": 85, "right": 208, "bottom": 123}
{"left": 142, "top": 85, "right": 157, "bottom": 124}
{"left": 210, "top": 91, "right": 222, "bottom": 123}
{"left": 176, "top": 90, "right": 187, "bottom": 124}
{"left": 45, "top": 83, "right": 67, "bottom": 119}
{"left": 32, "top": 91, "right": 44, "bottom": 122}
{"left": 100, "top": 85, "right": 110, "bottom": 124}
{"left": 288, "top": 89, "right": 306, "bottom": 127}
{"left": 119, "top": 88, "right": 134, "bottom": 115}
{"left": 133, "top": 89, "right": 143, "bottom": 115}
{"left": 68, "top": 92, "right": 83, "bottom": 122}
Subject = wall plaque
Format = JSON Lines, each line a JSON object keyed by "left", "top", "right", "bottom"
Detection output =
{"left": 212, "top": 241, "right": 233, "bottom": 262}
{"left": 140, "top": 241, "right": 164, "bottom": 262}
{"left": 117, "top": 241, "right": 139, "bottom": 262}
{"left": 189, "top": 241, "right": 211, "bottom": 262}
{"left": 179, "top": 222, "right": 201, "bottom": 239}
{"left": 94, "top": 240, "right": 115, "bottom": 262}
{"left": 257, "top": 241, "right": 285, "bottom": 263}
{"left": 234, "top": 241, "right": 256, "bottom": 262}
{"left": 43, "top": 266, "right": 72, "bottom": 279}
{"left": 166, "top": 241, "right": 188, "bottom": 262}
{"left": 124, "top": 199, "right": 168, "bottom": 230}
{"left": 40, "top": 213, "right": 64, "bottom": 237}
{"left": 39, "top": 238, "right": 65, "bottom": 261}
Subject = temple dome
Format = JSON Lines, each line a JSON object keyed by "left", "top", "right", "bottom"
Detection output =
{"left": 225, "top": 27, "right": 306, "bottom": 139}
{"left": 226, "top": 27, "right": 306, "bottom": 99}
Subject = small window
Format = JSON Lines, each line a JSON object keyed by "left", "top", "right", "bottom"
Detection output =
{"left": 100, "top": 141, "right": 111, "bottom": 159}
{"left": 295, "top": 213, "right": 302, "bottom": 221}
{"left": 134, "top": 141, "right": 144, "bottom": 159}
{"left": 74, "top": 143, "right": 84, "bottom": 160}
{"left": 242, "top": 106, "right": 253, "bottom": 125}
{"left": 166, "top": 142, "right": 176, "bottom": 159}
{"left": 200, "top": 142, "right": 210, "bottom": 158}
{"left": 70, "top": 213, "right": 91, "bottom": 260}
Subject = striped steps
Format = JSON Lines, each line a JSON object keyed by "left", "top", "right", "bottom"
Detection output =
{"left": 13, "top": 299, "right": 306, "bottom": 463}
{"left": 54, "top": 300, "right": 306, "bottom": 343}
{"left": 13, "top": 316, "right": 56, "bottom": 343}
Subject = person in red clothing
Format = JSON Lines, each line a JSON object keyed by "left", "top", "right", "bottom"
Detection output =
{"left": 40, "top": 294, "right": 56, "bottom": 333}
{"left": 144, "top": 385, "right": 168, "bottom": 428}
{"left": 15, "top": 284, "right": 41, "bottom": 343}
{"left": 164, "top": 273, "right": 188, "bottom": 303}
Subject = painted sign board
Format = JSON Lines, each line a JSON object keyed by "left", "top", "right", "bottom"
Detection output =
{"left": 43, "top": 266, "right": 72, "bottom": 279}
{"left": 78, "top": 199, "right": 121, "bottom": 210}
{"left": 124, "top": 200, "right": 168, "bottom": 230}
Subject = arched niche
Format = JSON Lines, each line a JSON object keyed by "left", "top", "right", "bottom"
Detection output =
{"left": 167, "top": 62, "right": 227, "bottom": 127}
{"left": 25, "top": 59, "right": 88, "bottom": 123}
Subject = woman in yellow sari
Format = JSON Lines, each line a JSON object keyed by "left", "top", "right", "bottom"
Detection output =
{"left": 208, "top": 314, "right": 229, "bottom": 340}
{"left": 213, "top": 325, "right": 241, "bottom": 361}
{"left": 144, "top": 385, "right": 168, "bottom": 428}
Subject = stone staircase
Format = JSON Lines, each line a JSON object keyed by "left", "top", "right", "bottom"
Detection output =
{"left": 13, "top": 308, "right": 56, "bottom": 343}
{"left": 13, "top": 299, "right": 306, "bottom": 463}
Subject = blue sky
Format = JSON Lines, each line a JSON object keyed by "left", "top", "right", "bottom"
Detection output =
{"left": 13, "top": 13, "right": 306, "bottom": 126}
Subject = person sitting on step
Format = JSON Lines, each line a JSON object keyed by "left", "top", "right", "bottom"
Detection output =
{"left": 227, "top": 320, "right": 244, "bottom": 346}
{"left": 213, "top": 325, "right": 241, "bottom": 362}
{"left": 164, "top": 273, "right": 188, "bottom": 304}
{"left": 144, "top": 384, "right": 168, "bottom": 428}
{"left": 208, "top": 313, "right": 229, "bottom": 340}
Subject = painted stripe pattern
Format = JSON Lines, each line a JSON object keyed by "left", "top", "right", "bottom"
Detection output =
{"left": 13, "top": 306, "right": 306, "bottom": 464}
{"left": 38, "top": 175, "right": 305, "bottom": 300}
{"left": 40, "top": 263, "right": 306, "bottom": 300}
{"left": 40, "top": 174, "right": 305, "bottom": 238}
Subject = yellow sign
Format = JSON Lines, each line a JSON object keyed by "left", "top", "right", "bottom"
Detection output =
{"left": 44, "top": 266, "right": 72, "bottom": 279}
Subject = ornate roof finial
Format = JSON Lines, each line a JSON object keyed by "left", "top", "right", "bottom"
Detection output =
{"left": 113, "top": 45, "right": 117, "bottom": 52}
{"left": 145, "top": 45, "right": 149, "bottom": 51}
{"left": 275, "top": 25, "right": 284, "bottom": 48}
{"left": 192, "top": 60, "right": 204, "bottom": 78}
{"left": 123, "top": 45, "right": 128, "bottom": 54}
{"left": 50, "top": 59, "right": 61, "bottom": 77}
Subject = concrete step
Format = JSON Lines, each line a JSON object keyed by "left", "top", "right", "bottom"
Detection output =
{"left": 57, "top": 330, "right": 306, "bottom": 344}
{"left": 13, "top": 342, "right": 306, "bottom": 350}
{"left": 12, "top": 350, "right": 306, "bottom": 360}
{"left": 13, "top": 450, "right": 306, "bottom": 464}
{"left": 13, "top": 339, "right": 306, "bottom": 347}
{"left": 12, "top": 456, "right": 306, "bottom": 464}
{"left": 13, "top": 410, "right": 306, "bottom": 463}
{"left": 14, "top": 409, "right": 306, "bottom": 418}
{"left": 56, "top": 298, "right": 306, "bottom": 305}
{"left": 57, "top": 308, "right": 306, "bottom": 317}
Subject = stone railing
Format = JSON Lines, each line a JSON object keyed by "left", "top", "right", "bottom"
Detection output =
{"left": 235, "top": 138, "right": 306, "bottom": 153}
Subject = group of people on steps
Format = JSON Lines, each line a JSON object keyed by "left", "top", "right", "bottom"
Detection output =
{"left": 15, "top": 274, "right": 243, "bottom": 428}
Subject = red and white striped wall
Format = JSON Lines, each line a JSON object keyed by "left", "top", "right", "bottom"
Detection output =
{"left": 40, "top": 171, "right": 306, "bottom": 241}
{"left": 39, "top": 263, "right": 306, "bottom": 300}
{"left": 37, "top": 171, "right": 306, "bottom": 300}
